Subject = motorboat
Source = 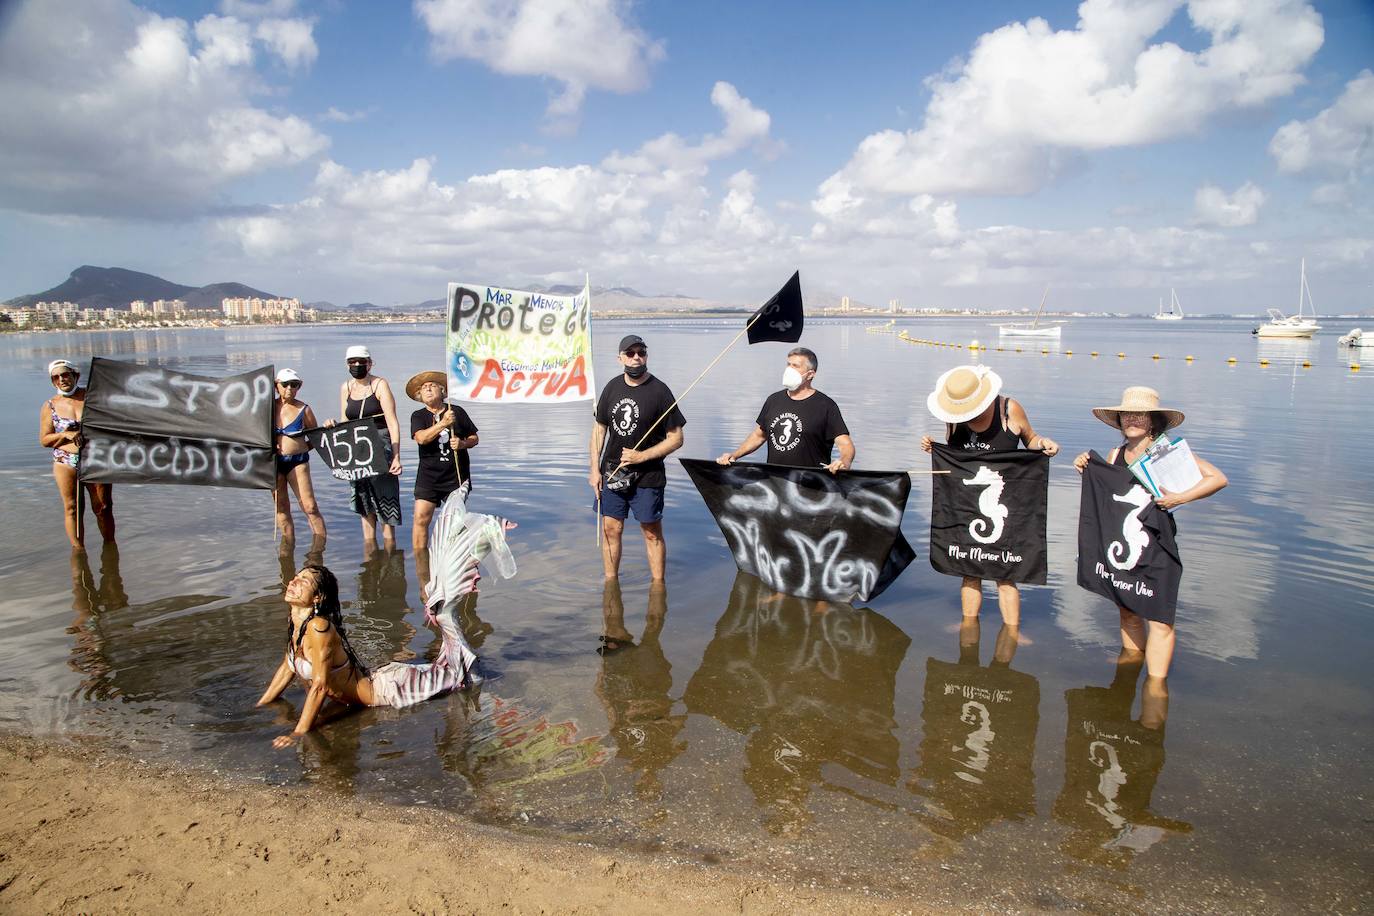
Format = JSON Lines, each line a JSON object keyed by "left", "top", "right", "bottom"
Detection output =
{"left": 1254, "top": 260, "right": 1321, "bottom": 338}
{"left": 1338, "top": 328, "right": 1374, "bottom": 348}
{"left": 1154, "top": 288, "right": 1184, "bottom": 321}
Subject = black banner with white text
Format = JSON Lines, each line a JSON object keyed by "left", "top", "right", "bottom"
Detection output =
{"left": 930, "top": 444, "right": 1048, "bottom": 584}
{"left": 302, "top": 418, "right": 388, "bottom": 481}
{"left": 681, "top": 459, "right": 915, "bottom": 603}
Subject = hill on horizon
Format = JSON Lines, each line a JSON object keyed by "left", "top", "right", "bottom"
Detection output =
{"left": 5, "top": 266, "right": 280, "bottom": 310}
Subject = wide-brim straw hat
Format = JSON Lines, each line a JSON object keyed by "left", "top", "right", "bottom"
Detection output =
{"left": 405, "top": 370, "right": 447, "bottom": 401}
{"left": 1092, "top": 386, "right": 1185, "bottom": 431}
{"left": 927, "top": 365, "right": 1003, "bottom": 424}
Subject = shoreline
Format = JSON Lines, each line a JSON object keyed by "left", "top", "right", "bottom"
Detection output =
{"left": 0, "top": 732, "right": 937, "bottom": 914}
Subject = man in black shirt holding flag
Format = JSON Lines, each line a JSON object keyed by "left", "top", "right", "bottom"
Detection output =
{"left": 590, "top": 334, "right": 686, "bottom": 582}
{"left": 716, "top": 347, "right": 854, "bottom": 473}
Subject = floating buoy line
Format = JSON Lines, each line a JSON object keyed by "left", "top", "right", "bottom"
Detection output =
{"left": 862, "top": 324, "right": 1361, "bottom": 371}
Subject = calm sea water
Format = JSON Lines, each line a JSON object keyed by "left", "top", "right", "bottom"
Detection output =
{"left": 1, "top": 318, "right": 1370, "bottom": 911}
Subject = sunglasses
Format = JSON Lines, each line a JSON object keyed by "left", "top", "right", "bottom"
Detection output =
{"left": 623, "top": 348, "right": 648, "bottom": 358}
{"left": 280, "top": 380, "right": 302, "bottom": 389}
{"left": 51, "top": 372, "right": 76, "bottom": 380}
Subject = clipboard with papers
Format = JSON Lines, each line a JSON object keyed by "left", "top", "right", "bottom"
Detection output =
{"left": 1128, "top": 434, "right": 1203, "bottom": 500}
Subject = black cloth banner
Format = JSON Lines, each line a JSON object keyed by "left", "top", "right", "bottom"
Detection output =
{"left": 302, "top": 418, "right": 388, "bottom": 481}
{"left": 746, "top": 270, "right": 804, "bottom": 344}
{"left": 930, "top": 444, "right": 1048, "bottom": 584}
{"left": 681, "top": 458, "right": 915, "bottom": 602}
{"left": 79, "top": 357, "right": 274, "bottom": 489}
{"left": 1076, "top": 452, "right": 1182, "bottom": 624}
{"left": 682, "top": 572, "right": 911, "bottom": 817}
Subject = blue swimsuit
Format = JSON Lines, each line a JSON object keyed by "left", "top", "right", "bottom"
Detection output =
{"left": 275, "top": 404, "right": 310, "bottom": 473}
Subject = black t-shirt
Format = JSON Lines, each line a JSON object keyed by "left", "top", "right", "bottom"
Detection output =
{"left": 756, "top": 389, "right": 849, "bottom": 468}
{"left": 410, "top": 405, "right": 478, "bottom": 496}
{"left": 594, "top": 374, "right": 685, "bottom": 489}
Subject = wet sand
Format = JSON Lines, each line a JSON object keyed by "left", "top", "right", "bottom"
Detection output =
{"left": 0, "top": 734, "right": 935, "bottom": 915}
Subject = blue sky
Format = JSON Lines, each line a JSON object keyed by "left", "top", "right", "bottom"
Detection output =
{"left": 0, "top": 0, "right": 1370, "bottom": 311}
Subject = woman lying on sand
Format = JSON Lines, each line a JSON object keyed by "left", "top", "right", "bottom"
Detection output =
{"left": 257, "top": 487, "right": 515, "bottom": 747}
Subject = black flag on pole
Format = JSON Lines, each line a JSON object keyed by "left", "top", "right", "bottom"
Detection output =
{"left": 746, "top": 271, "right": 804, "bottom": 344}
{"left": 79, "top": 358, "right": 275, "bottom": 489}
{"left": 930, "top": 444, "right": 1049, "bottom": 584}
{"left": 681, "top": 458, "right": 915, "bottom": 602}
{"left": 1076, "top": 452, "right": 1182, "bottom": 623}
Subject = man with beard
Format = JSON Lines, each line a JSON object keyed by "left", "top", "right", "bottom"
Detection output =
{"left": 590, "top": 335, "right": 686, "bottom": 581}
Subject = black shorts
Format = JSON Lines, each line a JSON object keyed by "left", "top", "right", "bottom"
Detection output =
{"left": 415, "top": 485, "right": 458, "bottom": 506}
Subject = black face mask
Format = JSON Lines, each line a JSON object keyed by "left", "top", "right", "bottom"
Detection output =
{"left": 624, "top": 363, "right": 648, "bottom": 379}
{"left": 348, "top": 363, "right": 369, "bottom": 379}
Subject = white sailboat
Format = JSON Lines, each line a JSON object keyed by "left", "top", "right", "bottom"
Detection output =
{"left": 1154, "top": 288, "right": 1184, "bottom": 321}
{"left": 1255, "top": 260, "right": 1321, "bottom": 338}
{"left": 997, "top": 287, "right": 1064, "bottom": 338}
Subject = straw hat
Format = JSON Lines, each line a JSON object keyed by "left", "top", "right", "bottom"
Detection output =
{"left": 927, "top": 365, "right": 1002, "bottom": 424}
{"left": 1092, "top": 386, "right": 1185, "bottom": 431}
{"left": 405, "top": 370, "right": 447, "bottom": 401}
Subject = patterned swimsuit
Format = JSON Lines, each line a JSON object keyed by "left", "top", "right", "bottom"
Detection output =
{"left": 49, "top": 402, "right": 80, "bottom": 469}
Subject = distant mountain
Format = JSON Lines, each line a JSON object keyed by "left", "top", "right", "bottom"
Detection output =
{"left": 345, "top": 302, "right": 381, "bottom": 310}
{"left": 4, "top": 266, "right": 280, "bottom": 310}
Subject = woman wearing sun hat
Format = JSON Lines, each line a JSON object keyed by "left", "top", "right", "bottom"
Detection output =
{"left": 406, "top": 370, "right": 479, "bottom": 552}
{"left": 272, "top": 368, "right": 326, "bottom": 542}
{"left": 335, "top": 345, "right": 402, "bottom": 551}
{"left": 1073, "top": 386, "right": 1227, "bottom": 679}
{"left": 38, "top": 359, "right": 115, "bottom": 549}
{"left": 921, "top": 365, "right": 1059, "bottom": 626}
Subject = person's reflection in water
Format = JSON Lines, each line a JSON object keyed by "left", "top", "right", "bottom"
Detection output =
{"left": 910, "top": 617, "right": 1040, "bottom": 840}
{"left": 683, "top": 573, "right": 911, "bottom": 835}
{"left": 269, "top": 694, "right": 364, "bottom": 796}
{"left": 354, "top": 545, "right": 414, "bottom": 664}
{"left": 595, "top": 580, "right": 686, "bottom": 800}
{"left": 1052, "top": 651, "right": 1189, "bottom": 866}
{"left": 67, "top": 544, "right": 129, "bottom": 701}
{"left": 278, "top": 534, "right": 327, "bottom": 590}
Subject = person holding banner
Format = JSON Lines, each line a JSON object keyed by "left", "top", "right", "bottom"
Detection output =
{"left": 335, "top": 346, "right": 403, "bottom": 550}
{"left": 1073, "top": 387, "right": 1227, "bottom": 678}
{"left": 590, "top": 334, "right": 685, "bottom": 581}
{"left": 920, "top": 366, "right": 1058, "bottom": 626}
{"left": 407, "top": 371, "right": 479, "bottom": 552}
{"left": 38, "top": 359, "right": 114, "bottom": 549}
{"left": 716, "top": 347, "right": 854, "bottom": 473}
{"left": 272, "top": 369, "right": 326, "bottom": 542}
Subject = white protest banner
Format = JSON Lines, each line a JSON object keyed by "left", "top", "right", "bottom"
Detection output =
{"left": 445, "top": 279, "right": 594, "bottom": 403}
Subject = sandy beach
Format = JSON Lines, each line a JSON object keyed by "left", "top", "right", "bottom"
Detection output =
{"left": 0, "top": 735, "right": 937, "bottom": 915}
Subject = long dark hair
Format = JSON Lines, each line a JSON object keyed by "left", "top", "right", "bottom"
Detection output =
{"left": 287, "top": 564, "right": 369, "bottom": 677}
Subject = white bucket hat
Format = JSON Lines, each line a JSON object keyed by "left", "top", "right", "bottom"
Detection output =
{"left": 927, "top": 365, "right": 1002, "bottom": 424}
{"left": 1092, "top": 386, "right": 1185, "bottom": 431}
{"left": 345, "top": 345, "right": 371, "bottom": 360}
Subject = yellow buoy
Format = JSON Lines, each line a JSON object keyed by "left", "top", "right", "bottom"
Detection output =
{"left": 1259, "top": 359, "right": 1270, "bottom": 366}
{"left": 1091, "top": 351, "right": 1099, "bottom": 357}
{"left": 1185, "top": 355, "right": 1194, "bottom": 362}
{"left": 1041, "top": 348, "right": 1049, "bottom": 355}
{"left": 1015, "top": 347, "right": 1022, "bottom": 353}
{"left": 1352, "top": 363, "right": 1361, "bottom": 372}
{"left": 1117, "top": 352, "right": 1126, "bottom": 358}
{"left": 1065, "top": 349, "right": 1073, "bottom": 355}
{"left": 1152, "top": 354, "right": 1161, "bottom": 360}
{"left": 1302, "top": 360, "right": 1312, "bottom": 368}
{"left": 1227, "top": 357, "right": 1237, "bottom": 364}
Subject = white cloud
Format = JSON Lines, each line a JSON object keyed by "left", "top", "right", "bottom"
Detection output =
{"left": 217, "top": 82, "right": 783, "bottom": 290}
{"left": 0, "top": 0, "right": 327, "bottom": 218}
{"left": 1193, "top": 181, "right": 1266, "bottom": 227}
{"left": 322, "top": 106, "right": 375, "bottom": 123}
{"left": 414, "top": 0, "right": 665, "bottom": 127}
{"left": 1269, "top": 70, "right": 1374, "bottom": 188}
{"left": 254, "top": 17, "right": 319, "bottom": 70}
{"left": 816, "top": 0, "right": 1323, "bottom": 208}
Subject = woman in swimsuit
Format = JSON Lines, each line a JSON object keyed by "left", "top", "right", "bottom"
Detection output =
{"left": 272, "top": 368, "right": 326, "bottom": 541}
{"left": 1073, "top": 386, "right": 1227, "bottom": 679}
{"left": 920, "top": 365, "right": 1059, "bottom": 626}
{"left": 257, "top": 488, "right": 515, "bottom": 747}
{"left": 334, "top": 345, "right": 402, "bottom": 550}
{"left": 37, "top": 359, "right": 114, "bottom": 550}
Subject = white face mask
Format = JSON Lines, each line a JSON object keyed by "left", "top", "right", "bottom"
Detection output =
{"left": 782, "top": 366, "right": 805, "bottom": 392}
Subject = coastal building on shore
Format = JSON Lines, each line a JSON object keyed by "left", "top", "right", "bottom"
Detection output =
{"left": 221, "top": 296, "right": 310, "bottom": 322}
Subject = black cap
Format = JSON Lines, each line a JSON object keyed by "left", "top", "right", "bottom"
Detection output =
{"left": 618, "top": 334, "right": 646, "bottom": 353}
